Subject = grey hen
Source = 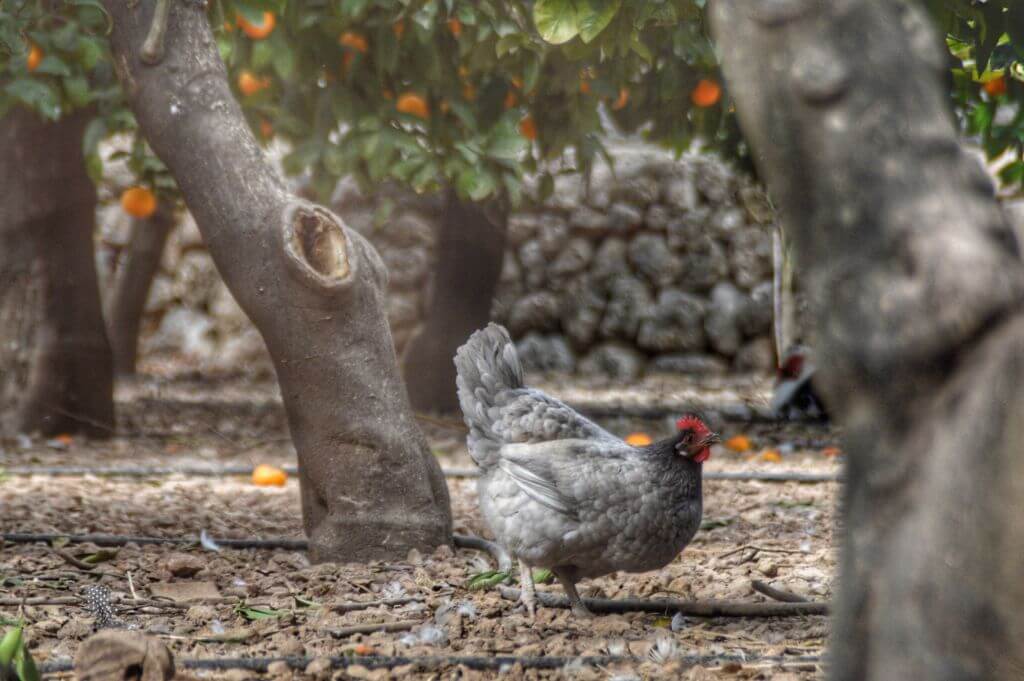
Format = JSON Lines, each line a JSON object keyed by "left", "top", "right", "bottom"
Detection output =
{"left": 454, "top": 323, "right": 717, "bottom": 617}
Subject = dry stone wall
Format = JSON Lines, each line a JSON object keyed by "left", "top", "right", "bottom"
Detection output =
{"left": 489, "top": 148, "right": 777, "bottom": 379}
{"left": 98, "top": 142, "right": 779, "bottom": 377}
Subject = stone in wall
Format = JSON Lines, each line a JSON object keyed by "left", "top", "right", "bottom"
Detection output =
{"left": 599, "top": 275, "right": 653, "bottom": 341}
{"left": 637, "top": 289, "right": 707, "bottom": 353}
{"left": 560, "top": 274, "right": 606, "bottom": 349}
{"left": 628, "top": 233, "right": 681, "bottom": 288}
{"left": 516, "top": 333, "right": 576, "bottom": 373}
{"left": 578, "top": 343, "right": 645, "bottom": 380}
{"left": 704, "top": 282, "right": 746, "bottom": 358}
{"left": 507, "top": 292, "right": 561, "bottom": 336}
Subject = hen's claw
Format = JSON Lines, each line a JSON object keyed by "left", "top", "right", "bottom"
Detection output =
{"left": 571, "top": 602, "right": 595, "bottom": 618}
{"left": 518, "top": 559, "right": 537, "bottom": 622}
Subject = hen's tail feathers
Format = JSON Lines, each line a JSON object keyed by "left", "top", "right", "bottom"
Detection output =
{"left": 454, "top": 323, "right": 523, "bottom": 469}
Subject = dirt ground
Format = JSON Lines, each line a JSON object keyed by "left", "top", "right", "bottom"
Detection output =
{"left": 1, "top": 361, "right": 840, "bottom": 680}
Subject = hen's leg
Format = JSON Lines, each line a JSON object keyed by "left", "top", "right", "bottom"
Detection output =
{"left": 553, "top": 568, "right": 593, "bottom": 618}
{"left": 518, "top": 559, "right": 537, "bottom": 620}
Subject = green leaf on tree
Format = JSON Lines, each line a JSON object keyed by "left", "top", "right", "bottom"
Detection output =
{"left": 577, "top": 0, "right": 621, "bottom": 43}
{"left": 533, "top": 0, "right": 582, "bottom": 45}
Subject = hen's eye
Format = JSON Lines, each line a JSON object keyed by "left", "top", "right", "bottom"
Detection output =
{"left": 680, "top": 429, "right": 694, "bottom": 443}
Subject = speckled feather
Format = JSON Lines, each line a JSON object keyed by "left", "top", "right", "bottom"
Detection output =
{"left": 454, "top": 323, "right": 704, "bottom": 581}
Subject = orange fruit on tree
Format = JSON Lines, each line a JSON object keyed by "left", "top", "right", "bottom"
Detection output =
{"left": 579, "top": 79, "right": 591, "bottom": 95}
{"left": 396, "top": 92, "right": 429, "bottom": 119}
{"left": 611, "top": 86, "right": 630, "bottom": 110}
{"left": 237, "top": 11, "right": 275, "bottom": 40}
{"left": 259, "top": 118, "right": 273, "bottom": 139}
{"left": 691, "top": 78, "right": 721, "bottom": 107}
{"left": 519, "top": 115, "right": 537, "bottom": 140}
{"left": 724, "top": 435, "right": 752, "bottom": 453}
{"left": 392, "top": 21, "right": 406, "bottom": 40}
{"left": 252, "top": 464, "right": 288, "bottom": 487}
{"left": 339, "top": 31, "right": 369, "bottom": 53}
{"left": 238, "top": 70, "right": 270, "bottom": 96}
{"left": 120, "top": 186, "right": 158, "bottom": 219}
{"left": 447, "top": 18, "right": 462, "bottom": 37}
{"left": 760, "top": 449, "right": 782, "bottom": 463}
{"left": 625, "top": 432, "right": 652, "bottom": 446}
{"left": 983, "top": 76, "right": 1007, "bottom": 97}
{"left": 26, "top": 43, "right": 42, "bottom": 72}
{"left": 504, "top": 90, "right": 518, "bottom": 109}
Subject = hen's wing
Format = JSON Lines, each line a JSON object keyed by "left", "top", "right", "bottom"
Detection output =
{"left": 497, "top": 439, "right": 633, "bottom": 521}
{"left": 489, "top": 387, "right": 620, "bottom": 445}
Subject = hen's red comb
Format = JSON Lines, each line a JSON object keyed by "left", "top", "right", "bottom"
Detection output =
{"left": 676, "top": 414, "right": 708, "bottom": 432}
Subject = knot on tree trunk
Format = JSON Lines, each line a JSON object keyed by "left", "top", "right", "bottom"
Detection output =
{"left": 282, "top": 203, "right": 354, "bottom": 291}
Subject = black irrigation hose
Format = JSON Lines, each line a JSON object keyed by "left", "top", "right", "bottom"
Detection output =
{"left": 1, "top": 465, "right": 841, "bottom": 483}
{"left": 0, "top": 532, "right": 310, "bottom": 551}
{"left": 0, "top": 532, "right": 510, "bottom": 560}
{"left": 39, "top": 653, "right": 824, "bottom": 674}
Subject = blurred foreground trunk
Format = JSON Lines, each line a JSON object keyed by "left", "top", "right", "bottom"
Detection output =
{"left": 402, "top": 192, "right": 507, "bottom": 413}
{"left": 102, "top": 0, "right": 451, "bottom": 561}
{"left": 0, "top": 108, "right": 114, "bottom": 438}
{"left": 106, "top": 205, "right": 175, "bottom": 376}
{"left": 712, "top": 1, "right": 1024, "bottom": 679}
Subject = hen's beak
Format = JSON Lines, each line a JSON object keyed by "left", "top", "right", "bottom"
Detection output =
{"left": 686, "top": 433, "right": 719, "bottom": 457}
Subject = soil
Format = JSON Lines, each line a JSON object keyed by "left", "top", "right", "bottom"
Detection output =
{"left": 1, "top": 360, "right": 840, "bottom": 680}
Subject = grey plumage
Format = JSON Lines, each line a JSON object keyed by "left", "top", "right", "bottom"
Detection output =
{"left": 454, "top": 323, "right": 708, "bottom": 617}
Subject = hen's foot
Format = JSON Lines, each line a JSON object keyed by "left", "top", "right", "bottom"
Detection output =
{"left": 518, "top": 559, "right": 537, "bottom": 621}
{"left": 554, "top": 569, "right": 593, "bottom": 618}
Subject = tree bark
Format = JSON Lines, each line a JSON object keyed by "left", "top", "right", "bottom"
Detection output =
{"left": 101, "top": 0, "right": 451, "bottom": 561}
{"left": 0, "top": 107, "right": 114, "bottom": 438}
{"left": 711, "top": 2, "right": 1024, "bottom": 679}
{"left": 402, "top": 192, "right": 507, "bottom": 413}
{"left": 106, "top": 205, "right": 175, "bottom": 376}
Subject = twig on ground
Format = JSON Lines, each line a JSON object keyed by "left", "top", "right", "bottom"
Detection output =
{"left": 751, "top": 580, "right": 809, "bottom": 603}
{"left": 52, "top": 549, "right": 97, "bottom": 571}
{"left": 327, "top": 620, "right": 421, "bottom": 638}
{"left": 496, "top": 586, "right": 828, "bottom": 617}
{"left": 328, "top": 597, "right": 425, "bottom": 613}
{"left": 127, "top": 571, "right": 138, "bottom": 601}
{"left": 0, "top": 597, "right": 79, "bottom": 607}
{"left": 452, "top": 534, "right": 512, "bottom": 573}
{"left": 718, "top": 545, "right": 809, "bottom": 560}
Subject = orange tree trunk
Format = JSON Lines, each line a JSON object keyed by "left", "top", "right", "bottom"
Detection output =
{"left": 712, "top": 1, "right": 1024, "bottom": 678}
{"left": 402, "top": 191, "right": 507, "bottom": 413}
{"left": 106, "top": 205, "right": 175, "bottom": 376}
{"left": 101, "top": 0, "right": 451, "bottom": 561}
{"left": 0, "top": 107, "right": 114, "bottom": 438}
